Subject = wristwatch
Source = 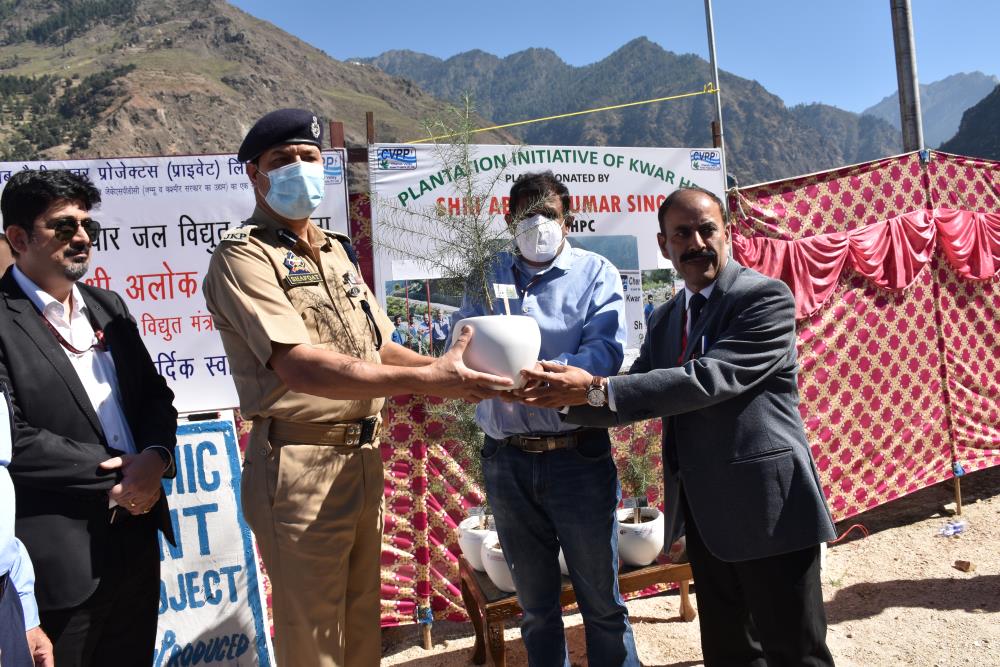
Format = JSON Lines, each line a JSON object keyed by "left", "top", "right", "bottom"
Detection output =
{"left": 586, "top": 376, "right": 608, "bottom": 407}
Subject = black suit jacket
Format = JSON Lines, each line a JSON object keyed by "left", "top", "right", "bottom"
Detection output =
{"left": 569, "top": 260, "right": 836, "bottom": 562}
{"left": 0, "top": 269, "right": 177, "bottom": 611}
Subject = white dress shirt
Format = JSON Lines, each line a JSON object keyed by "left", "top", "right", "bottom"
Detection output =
{"left": 12, "top": 266, "right": 137, "bottom": 454}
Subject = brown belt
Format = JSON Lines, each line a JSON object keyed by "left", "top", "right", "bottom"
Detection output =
{"left": 501, "top": 430, "right": 588, "bottom": 453}
{"left": 269, "top": 416, "right": 381, "bottom": 447}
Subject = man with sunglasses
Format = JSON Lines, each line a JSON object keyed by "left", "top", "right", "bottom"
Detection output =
{"left": 0, "top": 169, "right": 177, "bottom": 666}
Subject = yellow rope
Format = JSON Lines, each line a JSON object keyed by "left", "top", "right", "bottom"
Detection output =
{"left": 407, "top": 83, "right": 719, "bottom": 144}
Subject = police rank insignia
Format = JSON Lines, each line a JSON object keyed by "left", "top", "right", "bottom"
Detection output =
{"left": 310, "top": 115, "right": 321, "bottom": 139}
{"left": 283, "top": 251, "right": 321, "bottom": 287}
{"left": 342, "top": 271, "right": 361, "bottom": 298}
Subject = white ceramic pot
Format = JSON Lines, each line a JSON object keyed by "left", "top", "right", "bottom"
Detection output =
{"left": 558, "top": 547, "right": 569, "bottom": 576}
{"left": 458, "top": 510, "right": 494, "bottom": 572}
{"left": 480, "top": 532, "right": 516, "bottom": 593}
{"left": 616, "top": 507, "right": 665, "bottom": 567}
{"left": 451, "top": 315, "right": 541, "bottom": 390}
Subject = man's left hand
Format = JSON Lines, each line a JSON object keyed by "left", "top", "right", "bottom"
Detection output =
{"left": 26, "top": 626, "right": 54, "bottom": 667}
{"left": 100, "top": 450, "right": 165, "bottom": 515}
{"left": 513, "top": 361, "right": 593, "bottom": 408}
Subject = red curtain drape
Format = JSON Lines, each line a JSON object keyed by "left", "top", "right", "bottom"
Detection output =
{"left": 732, "top": 209, "right": 1000, "bottom": 319}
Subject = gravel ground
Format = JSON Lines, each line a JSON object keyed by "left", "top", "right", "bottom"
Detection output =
{"left": 381, "top": 465, "right": 999, "bottom": 666}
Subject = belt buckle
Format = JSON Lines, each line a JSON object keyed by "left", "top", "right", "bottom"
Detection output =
{"left": 359, "top": 417, "right": 377, "bottom": 445}
{"left": 345, "top": 423, "right": 362, "bottom": 446}
{"left": 518, "top": 435, "right": 544, "bottom": 453}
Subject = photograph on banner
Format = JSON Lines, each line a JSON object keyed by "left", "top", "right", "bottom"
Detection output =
{"left": 0, "top": 151, "right": 349, "bottom": 412}
{"left": 383, "top": 235, "right": 645, "bottom": 354}
{"left": 368, "top": 143, "right": 726, "bottom": 332}
{"left": 155, "top": 412, "right": 274, "bottom": 667}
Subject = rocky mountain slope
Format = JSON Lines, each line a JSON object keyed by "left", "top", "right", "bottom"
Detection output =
{"left": 0, "top": 0, "right": 509, "bottom": 165}
{"left": 862, "top": 71, "right": 999, "bottom": 149}
{"left": 939, "top": 83, "right": 1000, "bottom": 161}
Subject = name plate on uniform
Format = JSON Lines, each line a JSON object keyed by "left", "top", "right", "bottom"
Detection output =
{"left": 284, "top": 273, "right": 322, "bottom": 287}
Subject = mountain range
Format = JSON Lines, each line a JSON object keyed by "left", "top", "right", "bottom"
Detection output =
{"left": 0, "top": 2, "right": 996, "bottom": 187}
{"left": 359, "top": 39, "right": 908, "bottom": 185}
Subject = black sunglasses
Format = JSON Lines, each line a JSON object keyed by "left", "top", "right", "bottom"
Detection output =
{"left": 46, "top": 216, "right": 101, "bottom": 244}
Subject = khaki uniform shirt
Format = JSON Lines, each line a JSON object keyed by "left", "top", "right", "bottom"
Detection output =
{"left": 203, "top": 207, "right": 394, "bottom": 423}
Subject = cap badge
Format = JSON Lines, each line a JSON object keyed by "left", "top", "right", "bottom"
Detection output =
{"left": 310, "top": 116, "right": 321, "bottom": 139}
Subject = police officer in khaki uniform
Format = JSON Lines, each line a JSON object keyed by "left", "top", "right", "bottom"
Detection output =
{"left": 203, "top": 109, "right": 508, "bottom": 667}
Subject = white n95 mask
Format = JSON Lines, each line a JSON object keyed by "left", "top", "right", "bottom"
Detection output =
{"left": 515, "top": 214, "right": 563, "bottom": 263}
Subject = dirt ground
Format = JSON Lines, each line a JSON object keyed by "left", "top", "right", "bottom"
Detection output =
{"left": 381, "top": 466, "right": 999, "bottom": 666}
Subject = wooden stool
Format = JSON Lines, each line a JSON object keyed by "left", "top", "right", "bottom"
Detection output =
{"left": 458, "top": 556, "right": 696, "bottom": 667}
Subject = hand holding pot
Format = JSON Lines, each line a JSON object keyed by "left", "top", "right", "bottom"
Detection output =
{"left": 514, "top": 360, "right": 593, "bottom": 408}
{"left": 427, "top": 325, "right": 513, "bottom": 401}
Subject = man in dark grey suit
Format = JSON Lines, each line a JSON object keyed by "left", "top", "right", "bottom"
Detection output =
{"left": 519, "top": 186, "right": 837, "bottom": 666}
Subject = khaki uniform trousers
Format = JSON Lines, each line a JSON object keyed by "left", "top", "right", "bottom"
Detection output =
{"left": 243, "top": 419, "right": 385, "bottom": 667}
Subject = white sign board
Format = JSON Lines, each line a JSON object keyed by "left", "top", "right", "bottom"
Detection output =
{"left": 369, "top": 143, "right": 723, "bottom": 350}
{"left": 0, "top": 153, "right": 350, "bottom": 412}
{"left": 154, "top": 413, "right": 274, "bottom": 667}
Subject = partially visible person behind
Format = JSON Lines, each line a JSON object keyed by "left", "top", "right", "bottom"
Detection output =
{"left": 0, "top": 234, "right": 15, "bottom": 274}
{"left": 420, "top": 312, "right": 432, "bottom": 352}
{"left": 451, "top": 171, "right": 638, "bottom": 666}
{"left": 408, "top": 314, "right": 423, "bottom": 353}
{"left": 431, "top": 308, "right": 450, "bottom": 356}
{"left": 643, "top": 293, "right": 654, "bottom": 322}
{"left": 0, "top": 169, "right": 177, "bottom": 667}
{"left": 1, "top": 385, "right": 53, "bottom": 667}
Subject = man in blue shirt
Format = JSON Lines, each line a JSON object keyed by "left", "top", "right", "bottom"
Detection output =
{"left": 391, "top": 314, "right": 409, "bottom": 346}
{"left": 430, "top": 309, "right": 450, "bottom": 356}
{"left": 1, "top": 389, "right": 53, "bottom": 667}
{"left": 452, "top": 171, "right": 637, "bottom": 666}
{"left": 644, "top": 294, "right": 655, "bottom": 322}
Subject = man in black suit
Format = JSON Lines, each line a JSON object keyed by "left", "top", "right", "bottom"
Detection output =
{"left": 519, "top": 186, "right": 837, "bottom": 666}
{"left": 0, "top": 170, "right": 177, "bottom": 667}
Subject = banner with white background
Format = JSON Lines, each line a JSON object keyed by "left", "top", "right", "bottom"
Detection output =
{"left": 154, "top": 412, "right": 274, "bottom": 667}
{"left": 369, "top": 143, "right": 724, "bottom": 349}
{"left": 0, "top": 152, "right": 349, "bottom": 412}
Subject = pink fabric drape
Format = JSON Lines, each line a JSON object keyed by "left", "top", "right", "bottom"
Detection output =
{"left": 733, "top": 208, "right": 1000, "bottom": 319}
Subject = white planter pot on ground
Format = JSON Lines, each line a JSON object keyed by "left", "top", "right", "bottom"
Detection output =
{"left": 451, "top": 315, "right": 541, "bottom": 390}
{"left": 481, "top": 532, "right": 516, "bottom": 593}
{"left": 458, "top": 510, "right": 495, "bottom": 572}
{"left": 617, "top": 507, "right": 665, "bottom": 567}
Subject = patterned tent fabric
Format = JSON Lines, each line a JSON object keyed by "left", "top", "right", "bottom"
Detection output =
{"left": 729, "top": 151, "right": 999, "bottom": 521}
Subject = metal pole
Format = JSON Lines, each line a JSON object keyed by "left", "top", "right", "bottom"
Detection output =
{"left": 703, "top": 0, "right": 729, "bottom": 187}
{"left": 890, "top": 0, "right": 924, "bottom": 151}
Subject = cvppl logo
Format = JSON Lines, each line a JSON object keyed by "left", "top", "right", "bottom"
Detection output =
{"left": 377, "top": 147, "right": 417, "bottom": 170}
{"left": 690, "top": 150, "right": 721, "bottom": 171}
{"left": 323, "top": 155, "right": 344, "bottom": 185}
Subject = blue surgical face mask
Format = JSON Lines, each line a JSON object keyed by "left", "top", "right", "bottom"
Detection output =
{"left": 260, "top": 160, "right": 325, "bottom": 220}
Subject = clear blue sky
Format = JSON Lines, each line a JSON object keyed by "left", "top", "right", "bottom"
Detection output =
{"left": 230, "top": 0, "right": 998, "bottom": 113}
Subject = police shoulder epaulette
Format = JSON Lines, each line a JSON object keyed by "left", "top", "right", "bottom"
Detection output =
{"left": 219, "top": 224, "right": 259, "bottom": 245}
{"left": 321, "top": 229, "right": 351, "bottom": 243}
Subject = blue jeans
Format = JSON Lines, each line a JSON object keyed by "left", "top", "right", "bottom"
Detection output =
{"left": 482, "top": 431, "right": 639, "bottom": 667}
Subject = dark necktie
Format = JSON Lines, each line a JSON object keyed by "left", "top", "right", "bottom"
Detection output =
{"left": 687, "top": 292, "right": 707, "bottom": 331}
